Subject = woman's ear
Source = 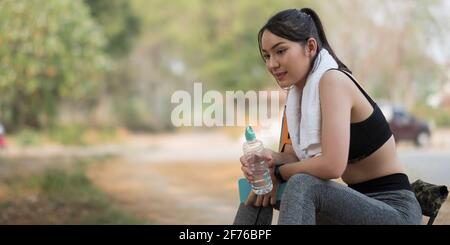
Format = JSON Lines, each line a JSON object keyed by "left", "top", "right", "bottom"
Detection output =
{"left": 305, "top": 38, "right": 318, "bottom": 57}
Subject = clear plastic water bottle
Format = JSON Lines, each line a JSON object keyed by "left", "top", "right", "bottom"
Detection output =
{"left": 243, "top": 126, "right": 273, "bottom": 195}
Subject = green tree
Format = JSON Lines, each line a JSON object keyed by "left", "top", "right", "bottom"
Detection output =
{"left": 83, "top": 0, "right": 140, "bottom": 57}
{"left": 132, "top": 0, "right": 319, "bottom": 91}
{"left": 117, "top": 0, "right": 320, "bottom": 130}
{"left": 0, "top": 0, "right": 109, "bottom": 130}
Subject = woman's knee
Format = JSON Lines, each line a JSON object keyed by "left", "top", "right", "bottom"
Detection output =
{"left": 283, "top": 173, "right": 324, "bottom": 199}
{"left": 286, "top": 173, "right": 323, "bottom": 188}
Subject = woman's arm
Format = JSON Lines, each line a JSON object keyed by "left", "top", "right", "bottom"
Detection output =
{"left": 271, "top": 144, "right": 299, "bottom": 165}
{"left": 279, "top": 70, "right": 353, "bottom": 180}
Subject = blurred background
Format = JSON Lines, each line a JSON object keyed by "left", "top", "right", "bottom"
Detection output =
{"left": 0, "top": 0, "right": 449, "bottom": 224}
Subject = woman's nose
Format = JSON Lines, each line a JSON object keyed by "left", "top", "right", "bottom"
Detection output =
{"left": 267, "top": 57, "right": 279, "bottom": 70}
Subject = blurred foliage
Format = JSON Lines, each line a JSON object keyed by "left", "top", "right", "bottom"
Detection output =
{"left": 434, "top": 110, "right": 450, "bottom": 127}
{"left": 0, "top": 160, "right": 145, "bottom": 224}
{"left": 14, "top": 128, "right": 43, "bottom": 146}
{"left": 47, "top": 124, "right": 88, "bottom": 146}
{"left": 0, "top": 0, "right": 109, "bottom": 130}
{"left": 47, "top": 124, "right": 118, "bottom": 145}
{"left": 127, "top": 0, "right": 449, "bottom": 131}
{"left": 83, "top": 0, "right": 140, "bottom": 57}
{"left": 132, "top": 0, "right": 317, "bottom": 91}
{"left": 413, "top": 103, "right": 450, "bottom": 127}
{"left": 117, "top": 0, "right": 319, "bottom": 130}
{"left": 0, "top": 0, "right": 449, "bottom": 133}
{"left": 12, "top": 124, "right": 120, "bottom": 147}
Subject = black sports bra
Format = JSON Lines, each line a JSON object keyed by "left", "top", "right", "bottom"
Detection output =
{"left": 328, "top": 69, "right": 392, "bottom": 164}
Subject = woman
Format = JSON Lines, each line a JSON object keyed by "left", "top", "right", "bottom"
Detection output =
{"left": 233, "top": 8, "right": 422, "bottom": 225}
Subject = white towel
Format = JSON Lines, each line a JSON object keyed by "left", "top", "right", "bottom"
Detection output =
{"left": 286, "top": 49, "right": 338, "bottom": 160}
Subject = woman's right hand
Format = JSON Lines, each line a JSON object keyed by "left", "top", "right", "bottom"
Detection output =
{"left": 240, "top": 149, "right": 276, "bottom": 183}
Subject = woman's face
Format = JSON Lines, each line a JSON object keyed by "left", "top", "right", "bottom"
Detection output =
{"left": 261, "top": 30, "right": 313, "bottom": 89}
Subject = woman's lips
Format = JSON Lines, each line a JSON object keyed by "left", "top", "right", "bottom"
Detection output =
{"left": 275, "top": 72, "right": 287, "bottom": 81}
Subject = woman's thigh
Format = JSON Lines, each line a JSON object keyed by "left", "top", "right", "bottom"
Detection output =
{"left": 279, "top": 173, "right": 421, "bottom": 225}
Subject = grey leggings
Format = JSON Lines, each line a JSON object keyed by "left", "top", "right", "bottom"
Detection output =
{"left": 233, "top": 173, "right": 423, "bottom": 225}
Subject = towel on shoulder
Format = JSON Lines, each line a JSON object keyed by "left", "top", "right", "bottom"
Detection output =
{"left": 285, "top": 48, "right": 338, "bottom": 160}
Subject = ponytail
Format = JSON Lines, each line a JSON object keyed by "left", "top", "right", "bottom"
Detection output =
{"left": 300, "top": 8, "right": 351, "bottom": 74}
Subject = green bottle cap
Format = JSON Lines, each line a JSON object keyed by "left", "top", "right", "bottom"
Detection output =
{"left": 245, "top": 126, "right": 256, "bottom": 141}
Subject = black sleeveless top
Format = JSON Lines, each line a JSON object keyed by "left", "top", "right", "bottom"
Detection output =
{"left": 328, "top": 69, "right": 393, "bottom": 164}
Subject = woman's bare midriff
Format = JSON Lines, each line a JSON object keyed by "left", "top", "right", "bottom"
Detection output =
{"left": 341, "top": 136, "right": 406, "bottom": 185}
{"left": 341, "top": 73, "right": 406, "bottom": 185}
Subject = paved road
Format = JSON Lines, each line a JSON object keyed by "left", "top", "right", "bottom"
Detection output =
{"left": 3, "top": 132, "right": 449, "bottom": 187}
{"left": 399, "top": 148, "right": 450, "bottom": 186}
{"left": 2, "top": 131, "right": 449, "bottom": 224}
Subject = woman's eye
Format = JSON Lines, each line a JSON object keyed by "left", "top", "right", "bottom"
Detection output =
{"left": 277, "top": 49, "right": 285, "bottom": 55}
{"left": 263, "top": 54, "right": 270, "bottom": 60}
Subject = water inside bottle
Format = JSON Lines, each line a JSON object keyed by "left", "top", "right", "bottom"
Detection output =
{"left": 248, "top": 155, "right": 273, "bottom": 195}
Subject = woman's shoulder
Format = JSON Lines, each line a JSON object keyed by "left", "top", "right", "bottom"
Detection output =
{"left": 321, "top": 69, "right": 354, "bottom": 86}
{"left": 319, "top": 69, "right": 357, "bottom": 110}
{"left": 319, "top": 69, "right": 354, "bottom": 95}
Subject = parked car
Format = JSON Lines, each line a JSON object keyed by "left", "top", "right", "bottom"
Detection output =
{"left": 379, "top": 103, "right": 431, "bottom": 147}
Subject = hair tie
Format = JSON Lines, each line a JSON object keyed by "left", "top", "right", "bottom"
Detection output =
{"left": 298, "top": 9, "right": 311, "bottom": 18}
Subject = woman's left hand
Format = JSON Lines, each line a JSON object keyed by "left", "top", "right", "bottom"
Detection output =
{"left": 245, "top": 173, "right": 279, "bottom": 207}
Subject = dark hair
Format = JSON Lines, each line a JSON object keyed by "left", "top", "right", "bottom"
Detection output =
{"left": 257, "top": 8, "right": 351, "bottom": 74}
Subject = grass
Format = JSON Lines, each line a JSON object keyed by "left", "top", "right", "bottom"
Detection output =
{"left": 13, "top": 128, "right": 43, "bottom": 146}
{"left": 0, "top": 159, "right": 145, "bottom": 224}
{"left": 10, "top": 125, "right": 124, "bottom": 147}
